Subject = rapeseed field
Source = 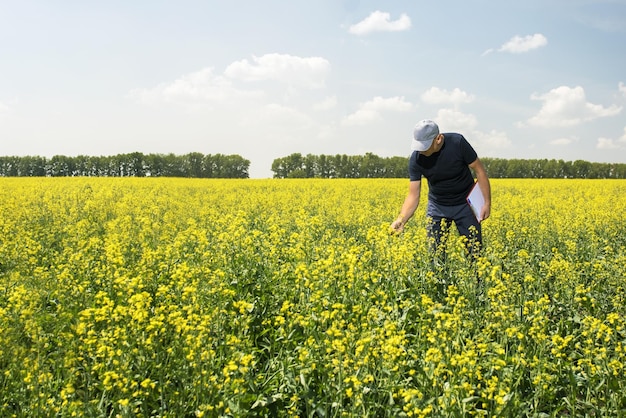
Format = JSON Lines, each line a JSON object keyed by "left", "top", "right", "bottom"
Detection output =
{"left": 1, "top": 177, "right": 625, "bottom": 417}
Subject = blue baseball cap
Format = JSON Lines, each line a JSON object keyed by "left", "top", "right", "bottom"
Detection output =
{"left": 411, "top": 119, "right": 439, "bottom": 152}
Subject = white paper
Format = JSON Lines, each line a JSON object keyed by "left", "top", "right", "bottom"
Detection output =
{"left": 466, "top": 182, "right": 485, "bottom": 222}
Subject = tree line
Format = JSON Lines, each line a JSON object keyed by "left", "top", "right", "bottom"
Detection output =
{"left": 481, "top": 158, "right": 626, "bottom": 179}
{"left": 0, "top": 152, "right": 250, "bottom": 178}
{"left": 271, "top": 153, "right": 409, "bottom": 178}
{"left": 1, "top": 151, "right": 624, "bottom": 179}
{"left": 271, "top": 153, "right": 626, "bottom": 179}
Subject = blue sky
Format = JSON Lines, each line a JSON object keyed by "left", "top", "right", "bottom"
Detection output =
{"left": 1, "top": 0, "right": 625, "bottom": 177}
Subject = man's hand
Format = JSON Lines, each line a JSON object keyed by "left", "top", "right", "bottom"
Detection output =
{"left": 391, "top": 180, "right": 420, "bottom": 234}
{"left": 389, "top": 219, "right": 405, "bottom": 234}
{"left": 480, "top": 203, "right": 491, "bottom": 222}
{"left": 469, "top": 158, "right": 491, "bottom": 223}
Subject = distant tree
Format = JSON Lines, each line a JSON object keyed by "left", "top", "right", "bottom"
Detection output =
{"left": 128, "top": 152, "right": 146, "bottom": 177}
{"left": 362, "top": 152, "right": 383, "bottom": 178}
{"left": 303, "top": 154, "right": 317, "bottom": 178}
{"left": 227, "top": 154, "right": 250, "bottom": 178}
{"left": 271, "top": 156, "right": 288, "bottom": 179}
{"left": 72, "top": 155, "right": 90, "bottom": 176}
{"left": 0, "top": 156, "right": 19, "bottom": 176}
{"left": 272, "top": 153, "right": 304, "bottom": 178}
{"left": 18, "top": 156, "right": 46, "bottom": 176}
{"left": 317, "top": 154, "right": 333, "bottom": 178}
{"left": 387, "top": 156, "right": 409, "bottom": 178}
{"left": 48, "top": 155, "right": 76, "bottom": 177}
{"left": 572, "top": 160, "right": 591, "bottom": 179}
{"left": 287, "top": 168, "right": 307, "bottom": 178}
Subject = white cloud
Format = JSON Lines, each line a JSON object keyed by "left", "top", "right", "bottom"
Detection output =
{"left": 474, "top": 129, "right": 512, "bottom": 149}
{"left": 129, "top": 53, "right": 331, "bottom": 108}
{"left": 527, "top": 85, "right": 622, "bottom": 127}
{"left": 342, "top": 109, "right": 378, "bottom": 126}
{"left": 421, "top": 87, "right": 475, "bottom": 106}
{"left": 549, "top": 137, "right": 575, "bottom": 146}
{"left": 597, "top": 127, "right": 626, "bottom": 149}
{"left": 597, "top": 137, "right": 620, "bottom": 149}
{"left": 435, "top": 108, "right": 511, "bottom": 150}
{"left": 499, "top": 33, "right": 547, "bottom": 53}
{"left": 312, "top": 96, "right": 338, "bottom": 111}
{"left": 128, "top": 67, "right": 260, "bottom": 106}
{"left": 242, "top": 103, "right": 314, "bottom": 131}
{"left": 348, "top": 10, "right": 411, "bottom": 35}
{"left": 427, "top": 102, "right": 510, "bottom": 151}
{"left": 342, "top": 96, "right": 413, "bottom": 126}
{"left": 224, "top": 53, "right": 330, "bottom": 89}
{"left": 436, "top": 108, "right": 478, "bottom": 132}
{"left": 619, "top": 82, "right": 626, "bottom": 97}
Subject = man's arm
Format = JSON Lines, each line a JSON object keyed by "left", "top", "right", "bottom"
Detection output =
{"left": 469, "top": 158, "right": 491, "bottom": 221}
{"left": 390, "top": 180, "right": 421, "bottom": 232}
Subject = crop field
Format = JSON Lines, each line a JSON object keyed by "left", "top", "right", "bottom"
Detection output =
{"left": 1, "top": 177, "right": 625, "bottom": 417}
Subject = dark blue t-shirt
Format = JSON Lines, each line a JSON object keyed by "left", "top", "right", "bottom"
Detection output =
{"left": 408, "top": 133, "right": 478, "bottom": 206}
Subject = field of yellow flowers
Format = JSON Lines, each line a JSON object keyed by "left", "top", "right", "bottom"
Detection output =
{"left": 1, "top": 177, "right": 625, "bottom": 417}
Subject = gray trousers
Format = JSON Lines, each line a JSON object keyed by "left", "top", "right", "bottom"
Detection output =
{"left": 426, "top": 200, "right": 482, "bottom": 259}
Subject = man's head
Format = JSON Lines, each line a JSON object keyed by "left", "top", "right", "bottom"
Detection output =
{"left": 411, "top": 119, "right": 439, "bottom": 152}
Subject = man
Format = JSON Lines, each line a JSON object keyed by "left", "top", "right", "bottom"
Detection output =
{"left": 390, "top": 119, "right": 491, "bottom": 258}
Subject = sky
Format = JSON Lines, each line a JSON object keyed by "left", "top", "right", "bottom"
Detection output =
{"left": 1, "top": 0, "right": 625, "bottom": 178}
